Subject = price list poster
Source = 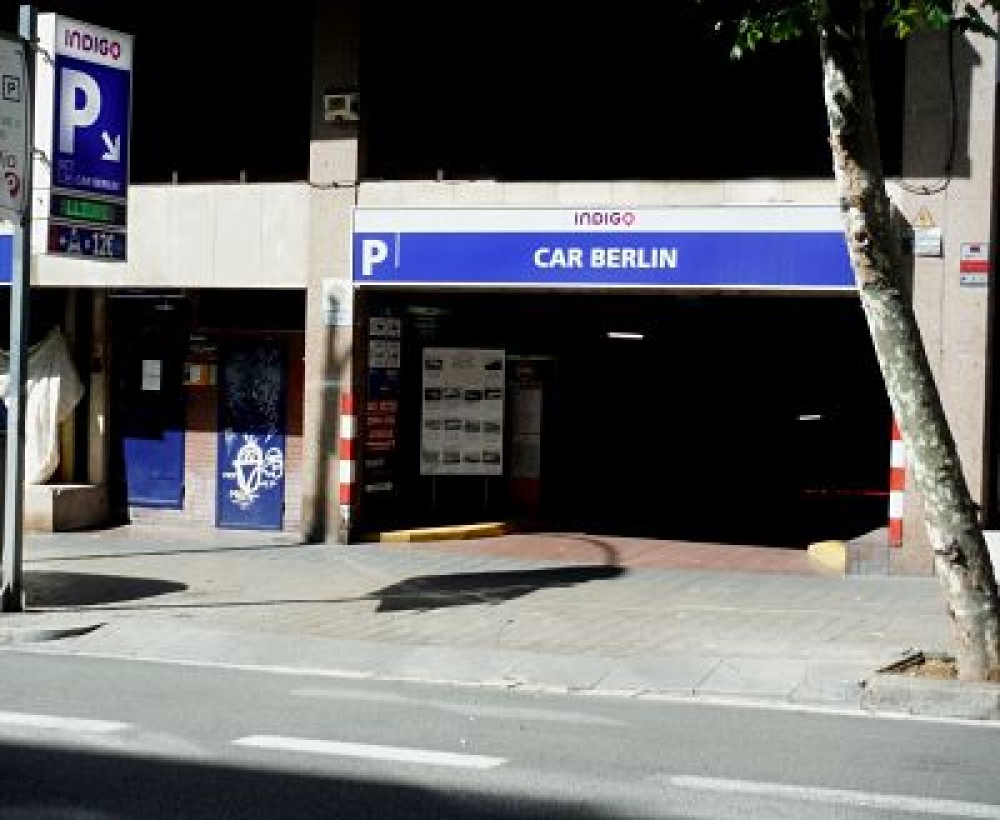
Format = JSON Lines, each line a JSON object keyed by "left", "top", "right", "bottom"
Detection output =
{"left": 421, "top": 348, "right": 505, "bottom": 475}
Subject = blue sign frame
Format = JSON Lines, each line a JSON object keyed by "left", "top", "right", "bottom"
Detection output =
{"left": 352, "top": 207, "right": 856, "bottom": 290}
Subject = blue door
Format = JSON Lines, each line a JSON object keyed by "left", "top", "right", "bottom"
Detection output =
{"left": 117, "top": 301, "right": 186, "bottom": 509}
{"left": 217, "top": 340, "right": 287, "bottom": 530}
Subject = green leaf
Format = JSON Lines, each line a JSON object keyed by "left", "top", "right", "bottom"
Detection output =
{"left": 702, "top": 0, "right": 998, "bottom": 54}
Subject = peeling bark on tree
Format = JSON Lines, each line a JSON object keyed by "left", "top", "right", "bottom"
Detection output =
{"left": 818, "top": 0, "right": 1000, "bottom": 680}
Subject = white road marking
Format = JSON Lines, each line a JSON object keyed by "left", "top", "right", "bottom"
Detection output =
{"left": 669, "top": 775, "right": 1000, "bottom": 818}
{"left": 0, "top": 710, "right": 129, "bottom": 733}
{"left": 233, "top": 735, "right": 506, "bottom": 769}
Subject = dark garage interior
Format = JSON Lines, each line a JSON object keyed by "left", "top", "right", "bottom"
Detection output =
{"left": 360, "top": 290, "right": 893, "bottom": 548}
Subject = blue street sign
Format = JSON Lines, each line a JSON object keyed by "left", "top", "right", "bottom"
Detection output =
{"left": 0, "top": 231, "right": 11, "bottom": 284}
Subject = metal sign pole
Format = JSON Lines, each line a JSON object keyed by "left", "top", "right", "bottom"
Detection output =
{"left": 1, "top": 5, "right": 35, "bottom": 613}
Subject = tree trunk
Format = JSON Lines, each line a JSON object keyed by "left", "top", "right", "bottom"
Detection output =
{"left": 817, "top": 0, "right": 1000, "bottom": 680}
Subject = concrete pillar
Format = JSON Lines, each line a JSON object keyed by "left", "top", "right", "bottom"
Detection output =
{"left": 301, "top": 186, "right": 358, "bottom": 543}
{"left": 890, "top": 22, "right": 998, "bottom": 573}
{"left": 301, "top": 0, "right": 360, "bottom": 543}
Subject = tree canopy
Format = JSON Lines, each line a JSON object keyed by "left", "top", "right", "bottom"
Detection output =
{"left": 697, "top": 0, "right": 998, "bottom": 59}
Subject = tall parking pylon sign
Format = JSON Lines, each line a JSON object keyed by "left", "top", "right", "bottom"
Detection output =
{"left": 34, "top": 12, "right": 132, "bottom": 260}
{"left": 0, "top": 5, "right": 35, "bottom": 612}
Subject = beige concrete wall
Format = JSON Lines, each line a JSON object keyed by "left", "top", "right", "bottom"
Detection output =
{"left": 888, "top": 25, "right": 998, "bottom": 571}
{"left": 32, "top": 183, "right": 311, "bottom": 289}
{"left": 357, "top": 179, "right": 840, "bottom": 208}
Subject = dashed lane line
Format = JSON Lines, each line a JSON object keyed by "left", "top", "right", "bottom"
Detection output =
{"left": 0, "top": 710, "right": 130, "bottom": 733}
{"left": 233, "top": 735, "right": 506, "bottom": 769}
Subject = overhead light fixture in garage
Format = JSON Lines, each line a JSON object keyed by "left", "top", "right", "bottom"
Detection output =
{"left": 606, "top": 331, "right": 645, "bottom": 340}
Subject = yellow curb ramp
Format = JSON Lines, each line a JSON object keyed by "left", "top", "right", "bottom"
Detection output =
{"left": 376, "top": 522, "right": 513, "bottom": 544}
{"left": 807, "top": 540, "right": 847, "bottom": 574}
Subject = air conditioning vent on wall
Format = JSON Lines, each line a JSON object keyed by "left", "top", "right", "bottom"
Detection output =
{"left": 323, "top": 92, "right": 359, "bottom": 123}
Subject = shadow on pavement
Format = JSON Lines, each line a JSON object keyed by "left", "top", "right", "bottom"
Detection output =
{"left": 19, "top": 534, "right": 631, "bottom": 612}
{"left": 24, "top": 571, "right": 187, "bottom": 607}
{"left": 0, "top": 740, "right": 654, "bottom": 820}
{"left": 372, "top": 566, "right": 627, "bottom": 612}
{"left": 17, "top": 564, "right": 627, "bottom": 615}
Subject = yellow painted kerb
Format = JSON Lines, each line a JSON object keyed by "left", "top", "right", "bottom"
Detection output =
{"left": 807, "top": 540, "right": 847, "bottom": 573}
{"left": 378, "top": 522, "right": 512, "bottom": 543}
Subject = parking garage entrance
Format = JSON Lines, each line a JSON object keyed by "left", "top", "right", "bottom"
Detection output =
{"left": 350, "top": 206, "right": 892, "bottom": 548}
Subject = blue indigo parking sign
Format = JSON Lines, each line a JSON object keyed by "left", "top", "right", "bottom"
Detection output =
{"left": 39, "top": 14, "right": 132, "bottom": 260}
{"left": 52, "top": 18, "right": 131, "bottom": 198}
{"left": 352, "top": 207, "right": 855, "bottom": 290}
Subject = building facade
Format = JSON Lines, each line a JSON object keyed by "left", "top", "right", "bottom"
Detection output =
{"left": 13, "top": 5, "right": 998, "bottom": 574}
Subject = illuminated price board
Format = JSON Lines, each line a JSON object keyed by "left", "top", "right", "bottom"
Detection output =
{"left": 51, "top": 193, "right": 127, "bottom": 227}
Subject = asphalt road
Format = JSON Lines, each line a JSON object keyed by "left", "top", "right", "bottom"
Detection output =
{"left": 0, "top": 648, "right": 998, "bottom": 819}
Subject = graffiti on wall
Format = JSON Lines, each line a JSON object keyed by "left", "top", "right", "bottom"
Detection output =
{"left": 222, "top": 432, "right": 285, "bottom": 509}
{"left": 217, "top": 341, "right": 287, "bottom": 529}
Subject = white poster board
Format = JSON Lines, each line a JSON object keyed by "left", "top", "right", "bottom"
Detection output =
{"left": 421, "top": 348, "right": 504, "bottom": 475}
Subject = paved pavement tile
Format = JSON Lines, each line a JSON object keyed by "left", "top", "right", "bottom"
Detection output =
{"left": 0, "top": 524, "right": 984, "bottom": 718}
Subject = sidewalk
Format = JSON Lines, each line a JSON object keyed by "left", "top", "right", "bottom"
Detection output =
{"left": 0, "top": 524, "right": 991, "bottom": 718}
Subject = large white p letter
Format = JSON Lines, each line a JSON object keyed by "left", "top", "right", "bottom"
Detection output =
{"left": 60, "top": 68, "right": 101, "bottom": 154}
{"left": 361, "top": 239, "right": 389, "bottom": 277}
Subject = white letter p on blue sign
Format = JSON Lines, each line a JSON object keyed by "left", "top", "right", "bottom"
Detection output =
{"left": 361, "top": 239, "right": 389, "bottom": 276}
{"left": 59, "top": 68, "right": 101, "bottom": 154}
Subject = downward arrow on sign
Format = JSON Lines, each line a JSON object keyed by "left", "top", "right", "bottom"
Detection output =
{"left": 101, "top": 132, "right": 121, "bottom": 162}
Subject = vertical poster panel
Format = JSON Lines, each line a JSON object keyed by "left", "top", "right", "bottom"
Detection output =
{"left": 217, "top": 341, "right": 287, "bottom": 530}
{"left": 421, "top": 348, "right": 504, "bottom": 476}
{"left": 364, "top": 315, "right": 402, "bottom": 495}
{"left": 511, "top": 385, "right": 543, "bottom": 479}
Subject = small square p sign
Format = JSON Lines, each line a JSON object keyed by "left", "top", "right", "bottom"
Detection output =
{"left": 2, "top": 74, "right": 20, "bottom": 102}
